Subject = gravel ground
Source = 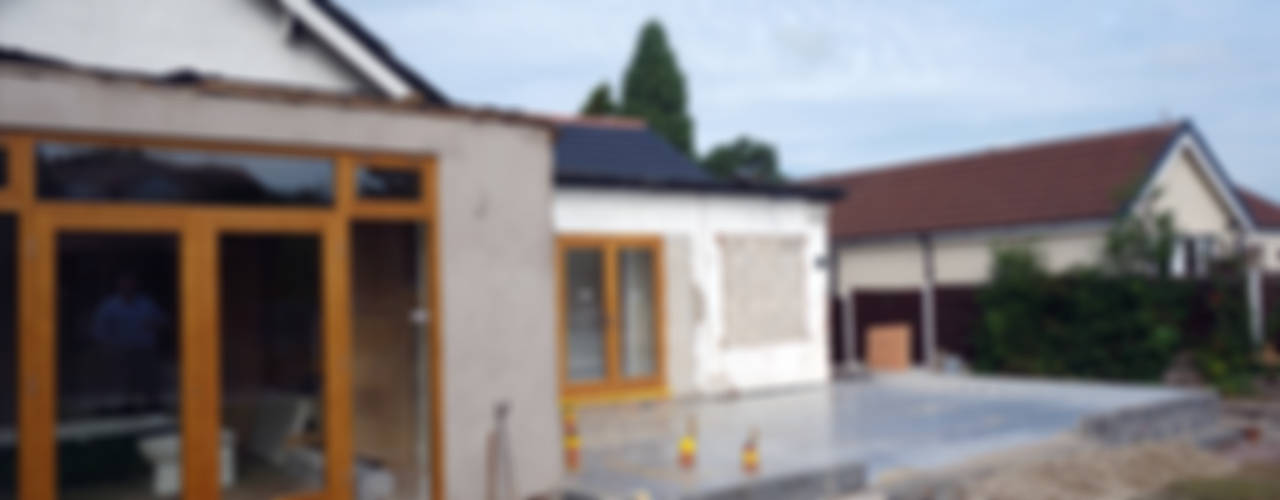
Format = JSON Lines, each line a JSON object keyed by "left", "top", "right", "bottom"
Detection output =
{"left": 957, "top": 439, "right": 1236, "bottom": 500}
{"left": 933, "top": 398, "right": 1280, "bottom": 500}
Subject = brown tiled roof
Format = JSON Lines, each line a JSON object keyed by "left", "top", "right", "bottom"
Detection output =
{"left": 1238, "top": 187, "right": 1280, "bottom": 229}
{"left": 808, "top": 123, "right": 1185, "bottom": 240}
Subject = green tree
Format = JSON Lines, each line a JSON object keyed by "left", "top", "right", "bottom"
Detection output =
{"left": 701, "top": 136, "right": 781, "bottom": 182}
{"left": 579, "top": 82, "right": 617, "bottom": 116}
{"left": 620, "top": 20, "right": 694, "bottom": 154}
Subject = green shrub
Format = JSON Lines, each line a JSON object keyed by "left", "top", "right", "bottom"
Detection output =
{"left": 972, "top": 246, "right": 1190, "bottom": 381}
{"left": 973, "top": 209, "right": 1257, "bottom": 393}
{"left": 1191, "top": 256, "right": 1258, "bottom": 395}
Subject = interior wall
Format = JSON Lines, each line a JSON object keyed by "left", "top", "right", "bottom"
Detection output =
{"left": 554, "top": 188, "right": 831, "bottom": 396}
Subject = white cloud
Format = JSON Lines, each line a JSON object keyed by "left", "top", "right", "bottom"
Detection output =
{"left": 344, "top": 0, "right": 1280, "bottom": 198}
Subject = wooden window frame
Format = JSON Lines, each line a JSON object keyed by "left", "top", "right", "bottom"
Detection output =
{"left": 556, "top": 234, "right": 667, "bottom": 402}
{"left": 0, "top": 129, "right": 443, "bottom": 500}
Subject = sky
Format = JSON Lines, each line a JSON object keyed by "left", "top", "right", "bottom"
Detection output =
{"left": 342, "top": 0, "right": 1280, "bottom": 198}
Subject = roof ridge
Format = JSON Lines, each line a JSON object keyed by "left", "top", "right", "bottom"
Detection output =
{"left": 808, "top": 121, "right": 1187, "bottom": 185}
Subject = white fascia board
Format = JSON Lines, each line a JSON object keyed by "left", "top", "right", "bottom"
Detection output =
{"left": 280, "top": 0, "right": 413, "bottom": 99}
{"left": 1131, "top": 129, "right": 1255, "bottom": 233}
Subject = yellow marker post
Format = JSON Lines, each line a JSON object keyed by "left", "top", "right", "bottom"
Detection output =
{"left": 741, "top": 428, "right": 760, "bottom": 475}
{"left": 564, "top": 408, "right": 580, "bottom": 472}
{"left": 678, "top": 416, "right": 698, "bottom": 471}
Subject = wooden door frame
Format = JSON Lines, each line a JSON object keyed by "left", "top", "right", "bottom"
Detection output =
{"left": 556, "top": 234, "right": 667, "bottom": 402}
{"left": 2, "top": 130, "right": 442, "bottom": 500}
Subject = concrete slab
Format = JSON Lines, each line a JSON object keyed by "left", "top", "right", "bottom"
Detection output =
{"left": 559, "top": 373, "right": 1211, "bottom": 500}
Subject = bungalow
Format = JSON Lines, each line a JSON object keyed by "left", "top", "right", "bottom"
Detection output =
{"left": 0, "top": 1, "right": 841, "bottom": 499}
{"left": 809, "top": 122, "right": 1280, "bottom": 371}
{"left": 0, "top": 1, "right": 558, "bottom": 499}
{"left": 549, "top": 118, "right": 839, "bottom": 401}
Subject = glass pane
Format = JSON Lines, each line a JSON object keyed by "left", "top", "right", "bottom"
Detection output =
{"left": 221, "top": 235, "right": 324, "bottom": 498}
{"left": 357, "top": 167, "right": 420, "bottom": 200}
{"left": 0, "top": 216, "right": 14, "bottom": 499}
{"left": 57, "top": 233, "right": 180, "bottom": 499}
{"left": 37, "top": 142, "right": 333, "bottom": 205}
{"left": 565, "top": 249, "right": 606, "bottom": 382}
{"left": 352, "top": 222, "right": 430, "bottom": 499}
{"left": 618, "top": 248, "right": 657, "bottom": 378}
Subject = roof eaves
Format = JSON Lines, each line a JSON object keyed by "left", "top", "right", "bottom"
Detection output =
{"left": 0, "top": 51, "right": 555, "bottom": 130}
{"left": 1115, "top": 120, "right": 1192, "bottom": 219}
{"left": 1235, "top": 186, "right": 1280, "bottom": 230}
{"left": 1184, "top": 121, "right": 1255, "bottom": 232}
{"left": 556, "top": 174, "right": 844, "bottom": 201}
{"left": 304, "top": 0, "right": 449, "bottom": 105}
{"left": 1121, "top": 120, "right": 1255, "bottom": 232}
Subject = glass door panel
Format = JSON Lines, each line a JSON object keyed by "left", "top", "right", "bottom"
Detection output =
{"left": 220, "top": 234, "right": 325, "bottom": 498}
{"left": 565, "top": 248, "right": 607, "bottom": 382}
{"left": 617, "top": 248, "right": 657, "bottom": 379}
{"left": 56, "top": 233, "right": 181, "bottom": 500}
{"left": 0, "top": 216, "right": 14, "bottom": 500}
{"left": 351, "top": 222, "right": 430, "bottom": 500}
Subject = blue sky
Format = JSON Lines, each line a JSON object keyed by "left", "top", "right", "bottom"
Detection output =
{"left": 343, "top": 0, "right": 1280, "bottom": 198}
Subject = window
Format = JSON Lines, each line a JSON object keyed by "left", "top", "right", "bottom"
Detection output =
{"left": 357, "top": 166, "right": 421, "bottom": 200}
{"left": 37, "top": 142, "right": 334, "bottom": 205}
{"left": 221, "top": 234, "right": 324, "bottom": 497}
{"left": 1171, "top": 235, "right": 1219, "bottom": 278}
{"left": 56, "top": 233, "right": 180, "bottom": 497}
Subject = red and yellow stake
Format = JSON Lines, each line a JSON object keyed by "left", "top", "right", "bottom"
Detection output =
{"left": 678, "top": 416, "right": 698, "bottom": 471}
{"left": 741, "top": 428, "right": 760, "bottom": 476}
{"left": 564, "top": 408, "right": 581, "bottom": 472}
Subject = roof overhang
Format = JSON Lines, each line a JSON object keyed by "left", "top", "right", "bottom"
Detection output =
{"left": 277, "top": 0, "right": 448, "bottom": 104}
{"left": 556, "top": 174, "right": 844, "bottom": 201}
{"left": 1128, "top": 122, "right": 1256, "bottom": 233}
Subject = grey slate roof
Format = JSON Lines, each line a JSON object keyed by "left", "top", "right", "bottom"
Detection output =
{"left": 554, "top": 124, "right": 842, "bottom": 200}
{"left": 556, "top": 124, "right": 716, "bottom": 184}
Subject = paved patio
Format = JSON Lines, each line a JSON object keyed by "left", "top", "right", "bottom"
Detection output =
{"left": 561, "top": 372, "right": 1212, "bottom": 500}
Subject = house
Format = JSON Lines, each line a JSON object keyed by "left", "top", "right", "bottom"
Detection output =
{"left": 549, "top": 118, "right": 840, "bottom": 401}
{"left": 0, "top": 1, "right": 558, "bottom": 499}
{"left": 0, "top": 1, "right": 844, "bottom": 499}
{"left": 809, "top": 121, "right": 1280, "bottom": 370}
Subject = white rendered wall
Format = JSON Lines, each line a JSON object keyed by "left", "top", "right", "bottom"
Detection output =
{"left": 0, "top": 0, "right": 370, "bottom": 94}
{"left": 1141, "top": 145, "right": 1241, "bottom": 244}
{"left": 0, "top": 65, "right": 559, "bottom": 500}
{"left": 1249, "top": 233, "right": 1280, "bottom": 272}
{"left": 837, "top": 225, "right": 1108, "bottom": 291}
{"left": 554, "top": 189, "right": 831, "bottom": 396}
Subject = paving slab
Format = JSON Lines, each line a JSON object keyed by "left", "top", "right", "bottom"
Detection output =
{"left": 559, "top": 372, "right": 1211, "bottom": 500}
